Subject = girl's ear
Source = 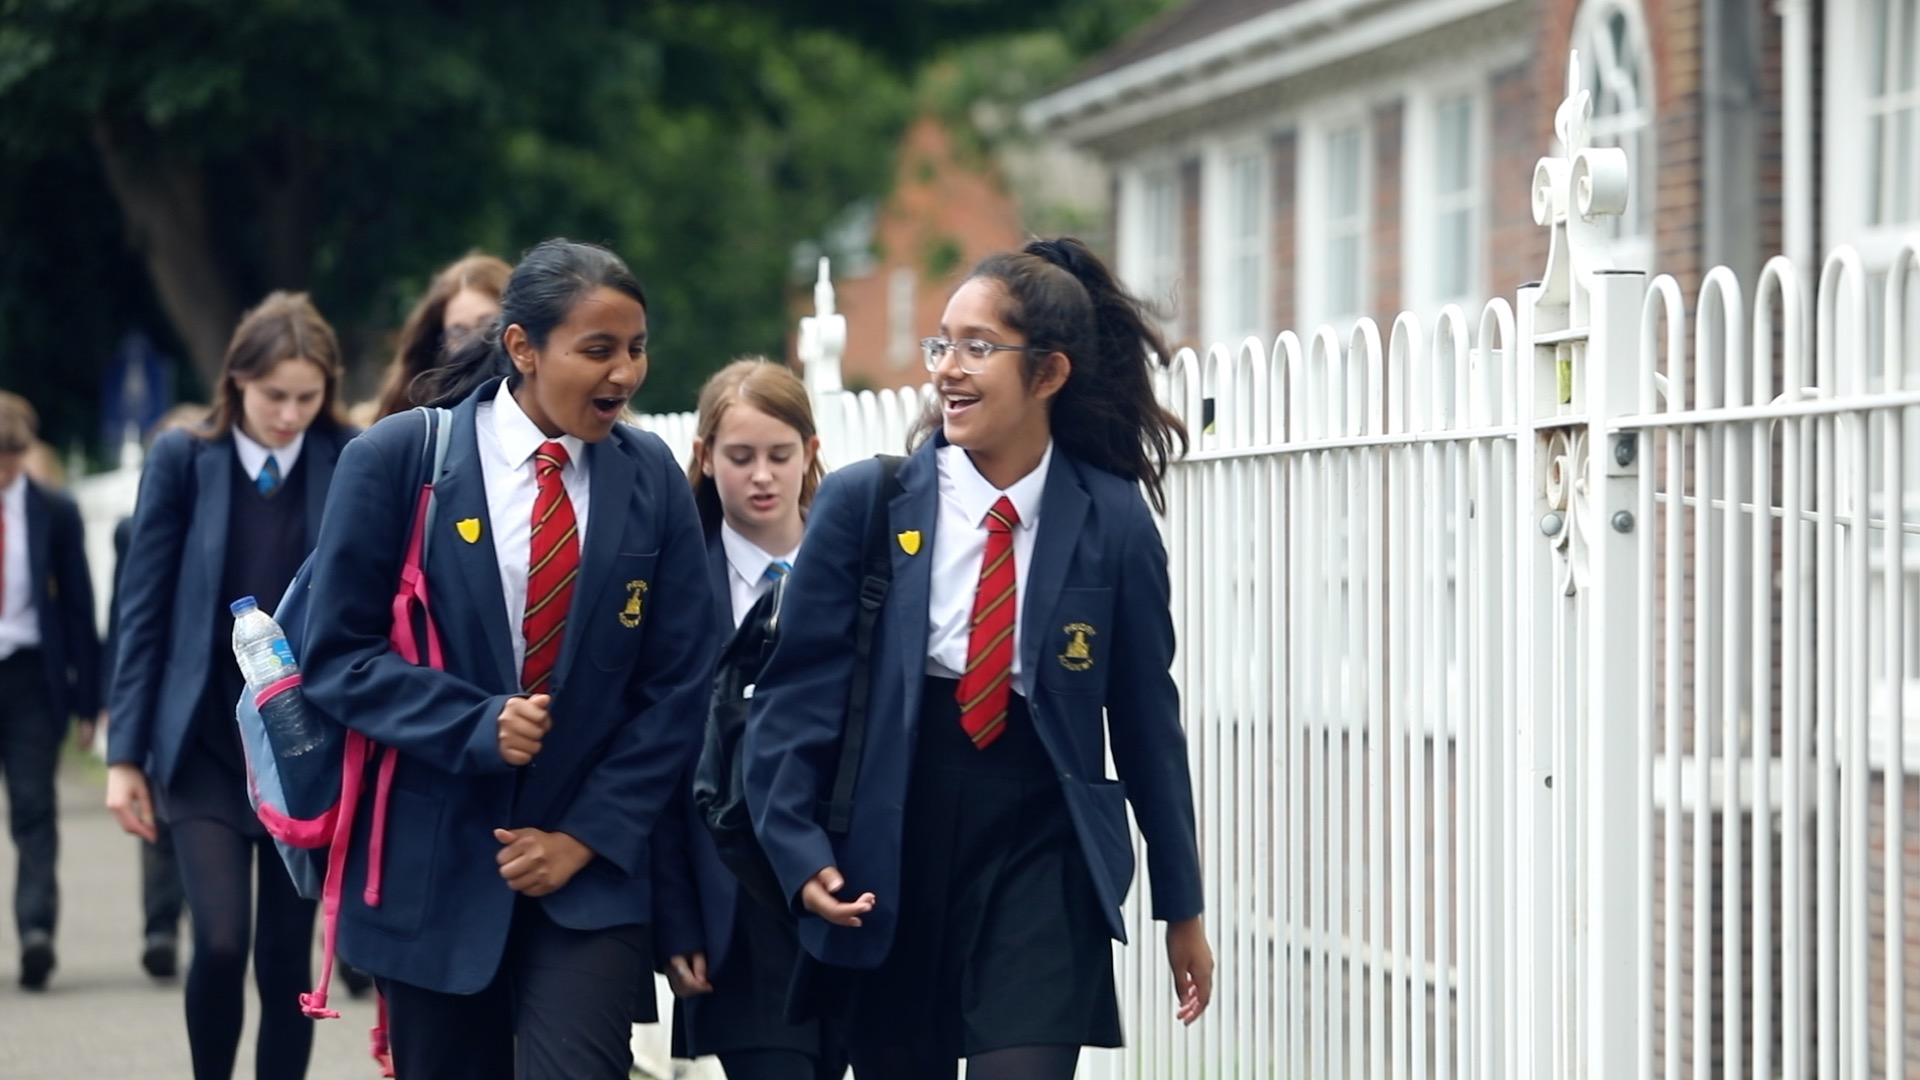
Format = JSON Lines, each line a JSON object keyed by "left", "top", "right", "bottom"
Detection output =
{"left": 803, "top": 434, "right": 821, "bottom": 469}
{"left": 503, "top": 324, "right": 537, "bottom": 378}
{"left": 1032, "top": 350, "right": 1072, "bottom": 402}
{"left": 694, "top": 439, "right": 714, "bottom": 478}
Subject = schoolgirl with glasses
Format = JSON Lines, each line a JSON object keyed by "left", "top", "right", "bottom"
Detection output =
{"left": 746, "top": 237, "right": 1214, "bottom": 1079}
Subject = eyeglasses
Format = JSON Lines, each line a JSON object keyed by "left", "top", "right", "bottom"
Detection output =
{"left": 919, "top": 336, "right": 1043, "bottom": 375}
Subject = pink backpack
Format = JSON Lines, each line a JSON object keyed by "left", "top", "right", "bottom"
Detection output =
{"left": 236, "top": 407, "right": 451, "bottom": 1074}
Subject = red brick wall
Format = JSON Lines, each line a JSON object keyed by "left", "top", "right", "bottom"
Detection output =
{"left": 1373, "top": 101, "right": 1405, "bottom": 322}
{"left": 1273, "top": 129, "right": 1298, "bottom": 334}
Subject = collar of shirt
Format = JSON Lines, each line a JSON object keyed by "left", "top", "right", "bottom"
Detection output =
{"left": 720, "top": 519, "right": 801, "bottom": 588}
{"left": 0, "top": 470, "right": 24, "bottom": 506}
{"left": 490, "top": 379, "right": 585, "bottom": 476}
{"left": 232, "top": 427, "right": 305, "bottom": 481}
{"left": 939, "top": 440, "right": 1052, "bottom": 533}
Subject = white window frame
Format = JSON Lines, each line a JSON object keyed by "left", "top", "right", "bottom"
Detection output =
{"left": 1297, "top": 111, "right": 1373, "bottom": 334}
{"left": 1118, "top": 160, "right": 1185, "bottom": 341}
{"left": 1403, "top": 81, "right": 1490, "bottom": 318}
{"left": 1569, "top": 0, "right": 1657, "bottom": 272}
{"left": 1826, "top": 0, "right": 1920, "bottom": 270}
{"left": 1202, "top": 136, "right": 1272, "bottom": 348}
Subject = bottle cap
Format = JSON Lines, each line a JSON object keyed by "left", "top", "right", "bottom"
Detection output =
{"left": 229, "top": 596, "right": 258, "bottom": 617}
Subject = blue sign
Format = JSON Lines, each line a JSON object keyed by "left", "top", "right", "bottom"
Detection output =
{"left": 100, "top": 330, "right": 173, "bottom": 448}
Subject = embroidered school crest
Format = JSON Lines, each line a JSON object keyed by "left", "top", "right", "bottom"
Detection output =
{"left": 897, "top": 530, "right": 922, "bottom": 556}
{"left": 456, "top": 518, "right": 482, "bottom": 544}
{"left": 619, "top": 579, "right": 649, "bottom": 628}
{"left": 1059, "top": 622, "right": 1096, "bottom": 671}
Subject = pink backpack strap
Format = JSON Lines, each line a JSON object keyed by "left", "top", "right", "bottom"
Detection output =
{"left": 300, "top": 729, "right": 375, "bottom": 1020}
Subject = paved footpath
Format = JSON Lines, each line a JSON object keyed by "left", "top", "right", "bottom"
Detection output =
{"left": 0, "top": 758, "right": 724, "bottom": 1080}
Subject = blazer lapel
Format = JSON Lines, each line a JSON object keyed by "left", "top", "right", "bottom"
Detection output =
{"left": 303, "top": 429, "right": 340, "bottom": 551}
{"left": 556, "top": 434, "right": 638, "bottom": 683}
{"left": 889, "top": 444, "right": 941, "bottom": 735}
{"left": 195, "top": 439, "right": 232, "bottom": 608}
{"left": 24, "top": 482, "right": 50, "bottom": 610}
{"left": 705, "top": 533, "right": 732, "bottom": 638}
{"left": 428, "top": 401, "right": 517, "bottom": 691}
{"left": 1020, "top": 453, "right": 1089, "bottom": 682}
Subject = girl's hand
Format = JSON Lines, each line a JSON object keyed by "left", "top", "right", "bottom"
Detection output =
{"left": 800, "top": 867, "right": 876, "bottom": 927}
{"left": 665, "top": 952, "right": 712, "bottom": 997}
{"left": 493, "top": 827, "right": 592, "bottom": 896}
{"left": 1166, "top": 916, "right": 1215, "bottom": 1025}
{"left": 106, "top": 763, "right": 158, "bottom": 843}
{"left": 497, "top": 694, "right": 552, "bottom": 766}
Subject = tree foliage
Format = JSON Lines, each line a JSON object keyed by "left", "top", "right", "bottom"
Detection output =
{"left": 0, "top": 0, "right": 1175, "bottom": 450}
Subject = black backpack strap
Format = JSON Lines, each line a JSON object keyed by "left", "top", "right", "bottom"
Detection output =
{"left": 822, "top": 454, "right": 905, "bottom": 836}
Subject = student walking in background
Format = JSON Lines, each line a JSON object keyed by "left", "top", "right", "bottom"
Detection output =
{"left": 746, "top": 237, "right": 1215, "bottom": 1079}
{"left": 0, "top": 391, "right": 101, "bottom": 991}
{"left": 300, "top": 239, "right": 713, "bottom": 1080}
{"left": 652, "top": 359, "right": 847, "bottom": 1080}
{"left": 100, "top": 402, "right": 211, "bottom": 981}
{"left": 105, "top": 292, "right": 354, "bottom": 1079}
{"left": 354, "top": 251, "right": 511, "bottom": 426}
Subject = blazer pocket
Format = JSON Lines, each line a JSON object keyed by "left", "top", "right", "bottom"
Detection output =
{"left": 1082, "top": 778, "right": 1137, "bottom": 898}
{"left": 591, "top": 550, "right": 660, "bottom": 671}
{"left": 357, "top": 788, "right": 440, "bottom": 939}
{"left": 1036, "top": 586, "right": 1114, "bottom": 696}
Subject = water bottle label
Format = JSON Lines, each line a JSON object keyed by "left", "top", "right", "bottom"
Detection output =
{"left": 270, "top": 638, "right": 296, "bottom": 669}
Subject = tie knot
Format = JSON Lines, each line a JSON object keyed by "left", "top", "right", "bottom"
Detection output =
{"left": 985, "top": 495, "right": 1018, "bottom": 534}
{"left": 534, "top": 441, "right": 570, "bottom": 478}
{"left": 258, "top": 454, "right": 282, "bottom": 496}
{"left": 764, "top": 560, "right": 792, "bottom": 583}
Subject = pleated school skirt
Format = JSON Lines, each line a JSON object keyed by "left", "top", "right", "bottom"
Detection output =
{"left": 673, "top": 893, "right": 836, "bottom": 1059}
{"left": 837, "top": 676, "right": 1123, "bottom": 1058}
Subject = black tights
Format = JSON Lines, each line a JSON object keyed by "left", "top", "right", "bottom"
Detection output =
{"left": 172, "top": 818, "right": 317, "bottom": 1080}
{"left": 846, "top": 1042, "right": 1081, "bottom": 1080}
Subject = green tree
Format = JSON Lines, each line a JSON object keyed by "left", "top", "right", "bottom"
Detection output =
{"left": 0, "top": 0, "right": 1177, "bottom": 447}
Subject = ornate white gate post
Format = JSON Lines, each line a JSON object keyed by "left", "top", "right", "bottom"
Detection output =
{"left": 1515, "top": 51, "right": 1650, "bottom": 1079}
{"left": 797, "top": 256, "right": 849, "bottom": 461}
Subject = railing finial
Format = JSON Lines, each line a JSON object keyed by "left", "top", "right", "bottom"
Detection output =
{"left": 1531, "top": 49, "right": 1633, "bottom": 334}
{"left": 799, "top": 255, "right": 847, "bottom": 397}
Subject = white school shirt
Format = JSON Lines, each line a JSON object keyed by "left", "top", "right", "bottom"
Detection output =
{"left": 476, "top": 381, "right": 591, "bottom": 680}
{"left": 719, "top": 521, "right": 801, "bottom": 630}
{"left": 925, "top": 441, "right": 1052, "bottom": 698}
{"left": 0, "top": 471, "right": 37, "bottom": 657}
{"left": 232, "top": 426, "right": 305, "bottom": 485}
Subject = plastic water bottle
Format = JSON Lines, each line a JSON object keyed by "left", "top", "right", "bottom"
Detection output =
{"left": 230, "top": 596, "right": 323, "bottom": 758}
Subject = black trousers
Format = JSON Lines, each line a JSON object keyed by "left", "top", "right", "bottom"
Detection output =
{"left": 379, "top": 900, "right": 650, "bottom": 1080}
{"left": 0, "top": 650, "right": 58, "bottom": 943}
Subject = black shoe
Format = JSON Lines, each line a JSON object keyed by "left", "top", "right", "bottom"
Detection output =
{"left": 339, "top": 960, "right": 374, "bottom": 999}
{"left": 141, "top": 933, "right": 178, "bottom": 980}
{"left": 20, "top": 932, "right": 54, "bottom": 990}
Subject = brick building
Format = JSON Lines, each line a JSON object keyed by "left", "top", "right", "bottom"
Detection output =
{"left": 1025, "top": 0, "right": 1915, "bottom": 356}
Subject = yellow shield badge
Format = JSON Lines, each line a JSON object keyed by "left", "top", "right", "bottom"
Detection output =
{"left": 619, "top": 580, "right": 649, "bottom": 628}
{"left": 897, "top": 530, "right": 922, "bottom": 556}
{"left": 456, "top": 518, "right": 482, "bottom": 544}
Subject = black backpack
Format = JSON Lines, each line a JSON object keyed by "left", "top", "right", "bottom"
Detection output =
{"left": 692, "top": 455, "right": 904, "bottom": 915}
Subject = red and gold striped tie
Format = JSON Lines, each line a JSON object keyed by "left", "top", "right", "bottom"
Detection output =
{"left": 956, "top": 495, "right": 1019, "bottom": 749}
{"left": 522, "top": 441, "right": 579, "bottom": 695}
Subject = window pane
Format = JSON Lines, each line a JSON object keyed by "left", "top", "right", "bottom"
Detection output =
{"left": 1436, "top": 208, "right": 1473, "bottom": 299}
{"left": 1329, "top": 130, "right": 1362, "bottom": 218}
{"left": 1329, "top": 235, "right": 1359, "bottom": 317}
{"left": 1438, "top": 98, "right": 1473, "bottom": 194}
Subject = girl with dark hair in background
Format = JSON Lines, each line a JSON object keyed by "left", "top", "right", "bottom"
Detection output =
{"left": 651, "top": 358, "right": 846, "bottom": 1080}
{"left": 106, "top": 291, "right": 355, "bottom": 1079}
{"left": 300, "top": 238, "right": 713, "bottom": 1079}
{"left": 354, "top": 252, "right": 512, "bottom": 425}
{"left": 746, "top": 237, "right": 1215, "bottom": 1079}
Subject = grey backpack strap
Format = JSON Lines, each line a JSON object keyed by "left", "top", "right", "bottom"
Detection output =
{"left": 419, "top": 407, "right": 455, "bottom": 562}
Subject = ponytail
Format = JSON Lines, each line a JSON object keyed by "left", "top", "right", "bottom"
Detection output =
{"left": 933, "top": 236, "right": 1187, "bottom": 514}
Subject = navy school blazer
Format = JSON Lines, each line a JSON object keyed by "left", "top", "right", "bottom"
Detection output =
{"left": 14, "top": 479, "right": 100, "bottom": 727}
{"left": 649, "top": 530, "right": 762, "bottom": 972}
{"left": 300, "top": 380, "right": 714, "bottom": 994}
{"left": 744, "top": 437, "right": 1205, "bottom": 970}
{"left": 107, "top": 425, "right": 348, "bottom": 782}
